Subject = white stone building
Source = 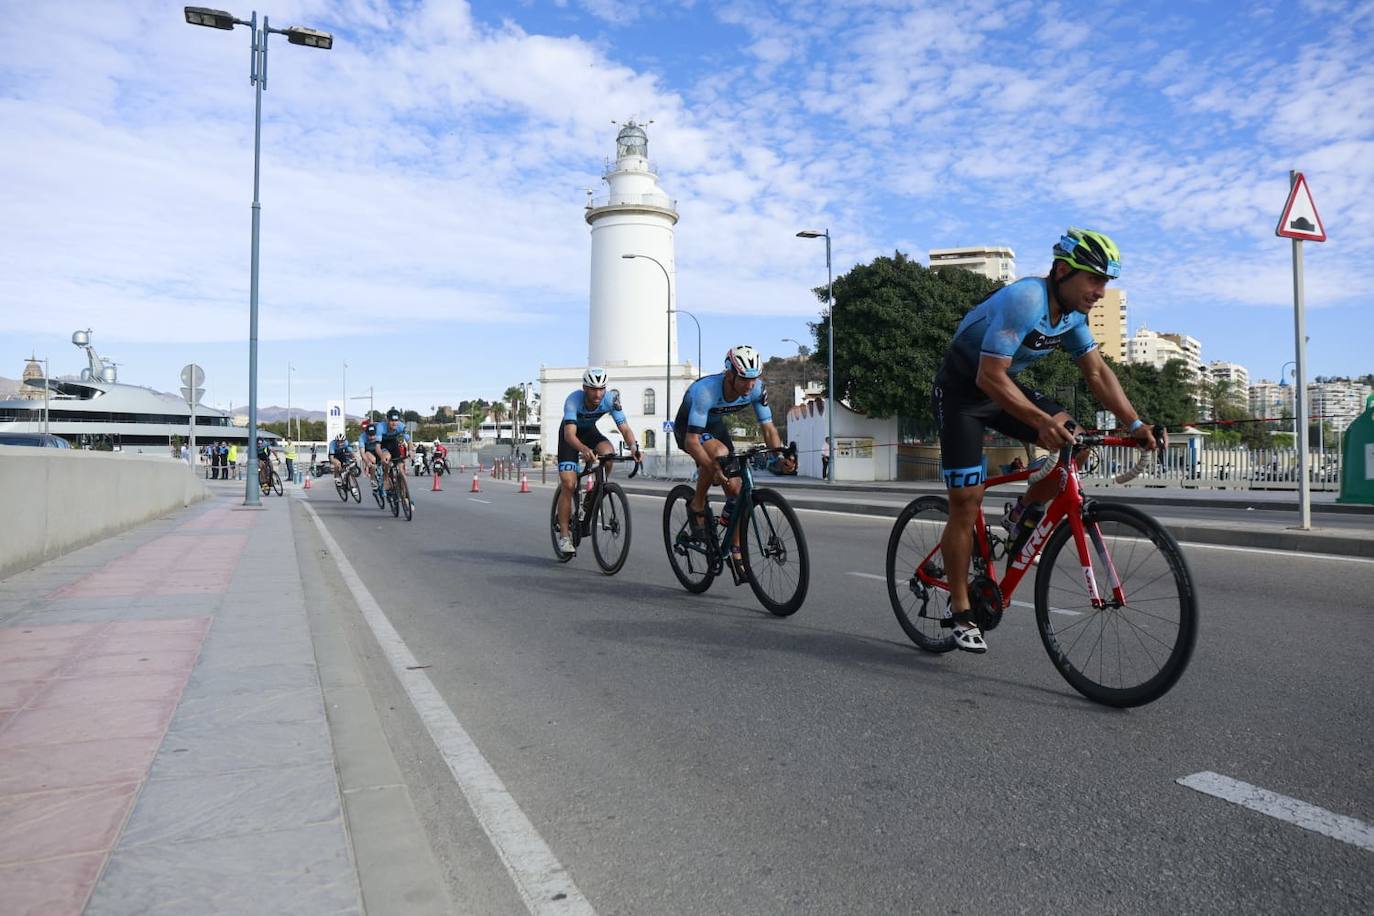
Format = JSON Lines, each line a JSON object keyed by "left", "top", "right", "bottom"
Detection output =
{"left": 539, "top": 122, "right": 697, "bottom": 462}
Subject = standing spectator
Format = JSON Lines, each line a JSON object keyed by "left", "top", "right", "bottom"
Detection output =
{"left": 285, "top": 439, "right": 297, "bottom": 483}
{"left": 310, "top": 442, "right": 318, "bottom": 469}
{"left": 821, "top": 436, "right": 831, "bottom": 480}
{"left": 228, "top": 442, "right": 239, "bottom": 480}
{"left": 180, "top": 442, "right": 189, "bottom": 464}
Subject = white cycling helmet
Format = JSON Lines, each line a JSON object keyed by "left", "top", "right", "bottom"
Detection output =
{"left": 582, "top": 367, "right": 609, "bottom": 387}
{"left": 724, "top": 345, "right": 763, "bottom": 379}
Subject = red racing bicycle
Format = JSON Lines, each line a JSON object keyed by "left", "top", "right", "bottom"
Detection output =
{"left": 884, "top": 428, "right": 1198, "bottom": 707}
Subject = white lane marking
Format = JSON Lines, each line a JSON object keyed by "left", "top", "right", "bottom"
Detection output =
{"left": 1174, "top": 541, "right": 1374, "bottom": 565}
{"left": 470, "top": 498, "right": 492, "bottom": 504}
{"left": 847, "top": 572, "right": 1081, "bottom": 616}
{"left": 1178, "top": 771, "right": 1374, "bottom": 852}
{"left": 301, "top": 500, "right": 594, "bottom": 915}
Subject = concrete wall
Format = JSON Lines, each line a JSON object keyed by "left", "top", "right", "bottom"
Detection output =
{"left": 1, "top": 447, "right": 211, "bottom": 579}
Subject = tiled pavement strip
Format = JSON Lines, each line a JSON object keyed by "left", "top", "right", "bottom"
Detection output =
{"left": 0, "top": 491, "right": 363, "bottom": 914}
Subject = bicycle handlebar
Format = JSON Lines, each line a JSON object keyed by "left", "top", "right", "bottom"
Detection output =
{"left": 1027, "top": 423, "right": 1166, "bottom": 486}
{"left": 580, "top": 453, "right": 642, "bottom": 479}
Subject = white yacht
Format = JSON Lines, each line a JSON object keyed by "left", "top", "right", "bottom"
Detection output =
{"left": 0, "top": 330, "right": 276, "bottom": 451}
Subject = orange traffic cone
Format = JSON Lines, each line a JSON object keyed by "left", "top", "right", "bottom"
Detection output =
{"left": 432, "top": 469, "right": 443, "bottom": 492}
{"left": 518, "top": 472, "right": 530, "bottom": 493}
{"left": 303, "top": 474, "right": 312, "bottom": 490}
{"left": 470, "top": 472, "right": 481, "bottom": 493}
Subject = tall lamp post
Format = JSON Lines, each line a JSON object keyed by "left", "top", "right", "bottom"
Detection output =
{"left": 622, "top": 253, "right": 673, "bottom": 476}
{"left": 796, "top": 229, "right": 834, "bottom": 482}
{"left": 184, "top": 6, "right": 332, "bottom": 506}
{"left": 673, "top": 309, "right": 702, "bottom": 376}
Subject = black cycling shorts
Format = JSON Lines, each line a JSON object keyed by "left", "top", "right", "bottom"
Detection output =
{"left": 558, "top": 425, "right": 609, "bottom": 472}
{"left": 932, "top": 370, "right": 1064, "bottom": 488}
{"left": 379, "top": 439, "right": 403, "bottom": 462}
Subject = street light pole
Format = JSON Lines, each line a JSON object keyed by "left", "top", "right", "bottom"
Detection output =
{"left": 184, "top": 6, "right": 332, "bottom": 506}
{"left": 287, "top": 361, "right": 293, "bottom": 442}
{"left": 673, "top": 308, "right": 702, "bottom": 377}
{"left": 622, "top": 253, "right": 672, "bottom": 476}
{"left": 797, "top": 229, "right": 834, "bottom": 482}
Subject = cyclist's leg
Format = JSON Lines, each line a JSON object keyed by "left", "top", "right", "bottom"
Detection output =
{"left": 988, "top": 384, "right": 1068, "bottom": 505}
{"left": 555, "top": 431, "right": 585, "bottom": 540}
{"left": 932, "top": 376, "right": 995, "bottom": 624}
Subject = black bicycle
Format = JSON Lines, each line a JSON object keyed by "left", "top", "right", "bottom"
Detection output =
{"left": 333, "top": 456, "right": 362, "bottom": 503}
{"left": 549, "top": 452, "right": 641, "bottom": 574}
{"left": 384, "top": 458, "right": 413, "bottom": 521}
{"left": 258, "top": 461, "right": 283, "bottom": 497}
{"left": 662, "top": 444, "right": 809, "bottom": 616}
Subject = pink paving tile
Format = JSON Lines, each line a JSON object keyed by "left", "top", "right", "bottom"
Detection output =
{"left": 0, "top": 783, "right": 138, "bottom": 865}
{"left": 0, "top": 658, "right": 67, "bottom": 681}
{"left": 179, "top": 506, "right": 259, "bottom": 530}
{"left": 90, "top": 630, "right": 209, "bottom": 655}
{"left": 64, "top": 650, "right": 200, "bottom": 678}
{"left": 0, "top": 637, "right": 87, "bottom": 663}
{"left": 0, "top": 852, "right": 105, "bottom": 916}
{"left": 33, "top": 673, "right": 189, "bottom": 709}
{"left": 0, "top": 737, "right": 160, "bottom": 795}
{"left": 0, "top": 624, "right": 99, "bottom": 645}
{"left": 49, "top": 534, "right": 248, "bottom": 599}
{"left": 0, "top": 699, "right": 176, "bottom": 750}
{"left": 0, "top": 679, "right": 47, "bottom": 710}
{"left": 105, "top": 617, "right": 211, "bottom": 637}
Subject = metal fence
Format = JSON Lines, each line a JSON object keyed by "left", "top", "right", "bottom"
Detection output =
{"left": 1079, "top": 445, "right": 1342, "bottom": 491}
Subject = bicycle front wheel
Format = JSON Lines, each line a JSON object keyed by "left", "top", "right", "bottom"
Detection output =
{"left": 591, "top": 483, "right": 632, "bottom": 576}
{"left": 885, "top": 496, "right": 957, "bottom": 653}
{"left": 349, "top": 470, "right": 362, "bottom": 503}
{"left": 270, "top": 471, "right": 283, "bottom": 497}
{"left": 398, "top": 474, "right": 412, "bottom": 521}
{"left": 372, "top": 470, "right": 386, "bottom": 508}
{"left": 335, "top": 475, "right": 349, "bottom": 501}
{"left": 548, "top": 487, "right": 578, "bottom": 562}
{"left": 662, "top": 484, "right": 715, "bottom": 593}
{"left": 741, "top": 489, "right": 809, "bottom": 616}
{"left": 1034, "top": 502, "right": 1198, "bottom": 707}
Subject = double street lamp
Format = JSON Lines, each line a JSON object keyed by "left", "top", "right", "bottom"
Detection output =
{"left": 796, "top": 229, "right": 834, "bottom": 482}
{"left": 184, "top": 7, "right": 332, "bottom": 505}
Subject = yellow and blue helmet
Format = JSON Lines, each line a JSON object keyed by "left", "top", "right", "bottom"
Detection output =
{"left": 1053, "top": 228, "right": 1121, "bottom": 279}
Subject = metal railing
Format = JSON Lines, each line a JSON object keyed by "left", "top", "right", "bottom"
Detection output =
{"left": 586, "top": 192, "right": 677, "bottom": 211}
{"left": 1077, "top": 445, "right": 1342, "bottom": 491}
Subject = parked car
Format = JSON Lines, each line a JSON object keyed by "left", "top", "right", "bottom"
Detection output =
{"left": 0, "top": 433, "right": 71, "bottom": 448}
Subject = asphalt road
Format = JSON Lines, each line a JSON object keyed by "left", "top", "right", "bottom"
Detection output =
{"left": 297, "top": 475, "right": 1374, "bottom": 915}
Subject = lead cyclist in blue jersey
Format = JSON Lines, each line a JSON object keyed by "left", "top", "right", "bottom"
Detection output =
{"left": 372, "top": 408, "right": 413, "bottom": 510}
{"left": 934, "top": 228, "right": 1159, "bottom": 653}
{"left": 556, "top": 368, "right": 642, "bottom": 557}
{"left": 676, "top": 345, "right": 796, "bottom": 570}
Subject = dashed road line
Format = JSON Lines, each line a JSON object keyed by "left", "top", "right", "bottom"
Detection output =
{"left": 1178, "top": 771, "right": 1374, "bottom": 852}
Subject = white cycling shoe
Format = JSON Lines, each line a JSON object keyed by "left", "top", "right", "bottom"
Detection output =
{"left": 942, "top": 610, "right": 988, "bottom": 653}
{"left": 557, "top": 536, "right": 576, "bottom": 557}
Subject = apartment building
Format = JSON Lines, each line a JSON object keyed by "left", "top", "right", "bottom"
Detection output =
{"left": 1087, "top": 288, "right": 1127, "bottom": 361}
{"left": 1207, "top": 361, "right": 1250, "bottom": 408}
{"left": 928, "top": 246, "right": 1016, "bottom": 283}
{"left": 1248, "top": 380, "right": 1294, "bottom": 421}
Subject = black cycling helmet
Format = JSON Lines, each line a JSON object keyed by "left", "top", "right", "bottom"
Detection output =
{"left": 386, "top": 407, "right": 401, "bottom": 421}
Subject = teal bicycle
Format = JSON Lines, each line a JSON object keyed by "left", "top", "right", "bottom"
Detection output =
{"left": 662, "top": 444, "right": 810, "bottom": 616}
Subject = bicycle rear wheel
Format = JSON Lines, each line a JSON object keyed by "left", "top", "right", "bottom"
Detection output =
{"left": 662, "top": 485, "right": 715, "bottom": 593}
{"left": 591, "top": 483, "right": 632, "bottom": 575}
{"left": 348, "top": 469, "right": 362, "bottom": 503}
{"left": 270, "top": 471, "right": 283, "bottom": 497}
{"left": 335, "top": 474, "right": 349, "bottom": 501}
{"left": 741, "top": 489, "right": 809, "bottom": 616}
{"left": 885, "top": 496, "right": 957, "bottom": 653}
{"left": 1034, "top": 502, "right": 1198, "bottom": 707}
{"left": 398, "top": 474, "right": 412, "bottom": 521}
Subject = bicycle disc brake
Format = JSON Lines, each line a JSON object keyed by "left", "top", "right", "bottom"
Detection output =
{"left": 970, "top": 575, "right": 1004, "bottom": 631}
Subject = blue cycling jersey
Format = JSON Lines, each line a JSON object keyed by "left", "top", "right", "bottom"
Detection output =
{"left": 376, "top": 420, "right": 410, "bottom": 442}
{"left": 328, "top": 439, "right": 351, "bottom": 456}
{"left": 562, "top": 389, "right": 627, "bottom": 430}
{"left": 678, "top": 372, "right": 772, "bottom": 433}
{"left": 944, "top": 278, "right": 1098, "bottom": 380}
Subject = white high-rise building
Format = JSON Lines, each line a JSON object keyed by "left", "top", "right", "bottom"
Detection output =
{"left": 1309, "top": 379, "right": 1373, "bottom": 431}
{"left": 928, "top": 246, "right": 1016, "bottom": 283}
{"left": 539, "top": 122, "right": 697, "bottom": 460}
{"left": 1207, "top": 361, "right": 1249, "bottom": 410}
{"left": 1248, "top": 380, "right": 1294, "bottom": 421}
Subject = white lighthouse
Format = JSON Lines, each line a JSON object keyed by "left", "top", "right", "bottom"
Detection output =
{"left": 539, "top": 121, "right": 697, "bottom": 464}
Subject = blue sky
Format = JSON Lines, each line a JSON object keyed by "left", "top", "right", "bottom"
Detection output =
{"left": 2, "top": 0, "right": 1371, "bottom": 418}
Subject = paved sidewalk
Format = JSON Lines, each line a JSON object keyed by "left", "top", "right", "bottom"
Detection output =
{"left": 0, "top": 488, "right": 360, "bottom": 915}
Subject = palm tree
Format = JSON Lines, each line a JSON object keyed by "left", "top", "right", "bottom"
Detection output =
{"left": 489, "top": 402, "right": 507, "bottom": 442}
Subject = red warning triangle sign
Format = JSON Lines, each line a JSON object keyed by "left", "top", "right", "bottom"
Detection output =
{"left": 1275, "top": 173, "right": 1326, "bottom": 242}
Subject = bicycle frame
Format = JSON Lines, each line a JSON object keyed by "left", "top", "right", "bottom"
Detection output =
{"left": 917, "top": 437, "right": 1142, "bottom": 611}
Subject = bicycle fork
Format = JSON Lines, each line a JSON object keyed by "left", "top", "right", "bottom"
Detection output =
{"left": 1069, "top": 511, "right": 1127, "bottom": 609}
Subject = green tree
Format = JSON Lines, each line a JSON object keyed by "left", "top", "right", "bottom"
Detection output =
{"left": 809, "top": 252, "right": 1000, "bottom": 425}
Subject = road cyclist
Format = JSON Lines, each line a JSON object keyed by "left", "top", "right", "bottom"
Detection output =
{"left": 255, "top": 437, "right": 283, "bottom": 497}
{"left": 929, "top": 227, "right": 1161, "bottom": 653}
{"left": 328, "top": 432, "right": 362, "bottom": 502}
{"left": 358, "top": 419, "right": 383, "bottom": 499}
{"left": 555, "top": 368, "right": 642, "bottom": 558}
{"left": 372, "top": 408, "right": 414, "bottom": 519}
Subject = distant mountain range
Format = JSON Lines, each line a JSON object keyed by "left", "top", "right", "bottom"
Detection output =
{"left": 235, "top": 405, "right": 356, "bottom": 423}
